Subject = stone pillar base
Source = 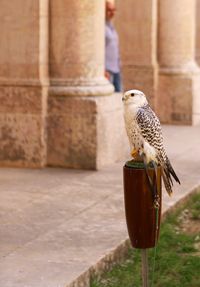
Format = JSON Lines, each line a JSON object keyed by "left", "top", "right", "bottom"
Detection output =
{"left": 0, "top": 85, "right": 47, "bottom": 167}
{"left": 47, "top": 93, "right": 129, "bottom": 169}
{"left": 157, "top": 64, "right": 200, "bottom": 125}
{"left": 122, "top": 64, "right": 157, "bottom": 109}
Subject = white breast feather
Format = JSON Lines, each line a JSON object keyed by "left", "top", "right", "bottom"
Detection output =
{"left": 124, "top": 104, "right": 157, "bottom": 163}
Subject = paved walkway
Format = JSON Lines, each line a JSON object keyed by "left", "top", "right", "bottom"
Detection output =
{"left": 0, "top": 125, "right": 200, "bottom": 287}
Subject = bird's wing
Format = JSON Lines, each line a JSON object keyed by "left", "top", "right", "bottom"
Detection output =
{"left": 136, "top": 105, "right": 180, "bottom": 195}
{"left": 135, "top": 104, "right": 163, "bottom": 151}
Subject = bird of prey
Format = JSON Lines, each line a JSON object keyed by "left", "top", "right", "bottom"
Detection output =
{"left": 122, "top": 89, "right": 180, "bottom": 196}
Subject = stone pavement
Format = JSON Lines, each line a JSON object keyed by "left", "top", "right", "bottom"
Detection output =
{"left": 0, "top": 125, "right": 200, "bottom": 287}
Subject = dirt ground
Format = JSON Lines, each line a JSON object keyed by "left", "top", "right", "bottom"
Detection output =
{"left": 177, "top": 208, "right": 200, "bottom": 253}
{"left": 178, "top": 208, "right": 200, "bottom": 234}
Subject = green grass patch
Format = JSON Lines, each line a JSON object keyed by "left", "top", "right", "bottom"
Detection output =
{"left": 91, "top": 192, "right": 200, "bottom": 287}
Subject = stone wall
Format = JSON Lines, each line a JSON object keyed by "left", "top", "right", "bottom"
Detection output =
{"left": 115, "top": 0, "right": 158, "bottom": 109}
{"left": 0, "top": 0, "right": 48, "bottom": 167}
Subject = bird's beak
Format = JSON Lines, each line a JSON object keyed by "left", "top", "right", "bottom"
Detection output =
{"left": 122, "top": 96, "right": 125, "bottom": 102}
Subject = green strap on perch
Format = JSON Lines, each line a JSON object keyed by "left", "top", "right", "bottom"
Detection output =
{"left": 125, "top": 160, "right": 155, "bottom": 169}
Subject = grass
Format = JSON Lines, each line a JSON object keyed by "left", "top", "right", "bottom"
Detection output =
{"left": 91, "top": 192, "right": 200, "bottom": 287}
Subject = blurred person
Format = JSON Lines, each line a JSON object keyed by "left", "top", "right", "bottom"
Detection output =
{"left": 105, "top": 0, "right": 122, "bottom": 92}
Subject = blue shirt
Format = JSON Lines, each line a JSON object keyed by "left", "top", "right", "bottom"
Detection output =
{"left": 105, "top": 21, "right": 120, "bottom": 73}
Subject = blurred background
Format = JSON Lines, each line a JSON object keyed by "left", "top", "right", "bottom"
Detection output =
{"left": 0, "top": 0, "right": 200, "bottom": 170}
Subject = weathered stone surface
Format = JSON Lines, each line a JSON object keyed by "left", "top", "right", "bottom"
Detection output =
{"left": 196, "top": 0, "right": 200, "bottom": 65}
{"left": 0, "top": 0, "right": 40, "bottom": 81}
{"left": 157, "top": 73, "right": 193, "bottom": 124}
{"left": 47, "top": 0, "right": 119, "bottom": 169}
{"left": 0, "top": 0, "right": 48, "bottom": 168}
{"left": 95, "top": 94, "right": 129, "bottom": 168}
{"left": 192, "top": 73, "right": 200, "bottom": 125}
{"left": 0, "top": 113, "right": 46, "bottom": 167}
{"left": 49, "top": 0, "right": 113, "bottom": 96}
{"left": 47, "top": 96, "right": 97, "bottom": 169}
{"left": 0, "top": 83, "right": 48, "bottom": 168}
{"left": 120, "top": 65, "right": 157, "bottom": 108}
{"left": 0, "top": 86, "right": 42, "bottom": 114}
{"left": 47, "top": 93, "right": 128, "bottom": 169}
{"left": 115, "top": 0, "right": 158, "bottom": 107}
{"left": 157, "top": 70, "right": 200, "bottom": 126}
{"left": 158, "top": 0, "right": 196, "bottom": 67}
{"left": 50, "top": 0, "right": 104, "bottom": 77}
{"left": 157, "top": 0, "right": 200, "bottom": 125}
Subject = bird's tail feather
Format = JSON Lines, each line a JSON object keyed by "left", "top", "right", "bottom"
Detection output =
{"left": 166, "top": 157, "right": 181, "bottom": 184}
{"left": 162, "top": 169, "right": 173, "bottom": 196}
{"left": 157, "top": 154, "right": 180, "bottom": 196}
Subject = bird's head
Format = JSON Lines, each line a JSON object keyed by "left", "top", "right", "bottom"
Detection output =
{"left": 122, "top": 89, "right": 148, "bottom": 107}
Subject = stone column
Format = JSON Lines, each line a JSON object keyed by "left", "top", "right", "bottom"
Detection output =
{"left": 157, "top": 0, "right": 200, "bottom": 125}
{"left": 196, "top": 0, "right": 200, "bottom": 65}
{"left": 47, "top": 0, "right": 128, "bottom": 169}
{"left": 0, "top": 0, "right": 49, "bottom": 167}
{"left": 115, "top": 0, "right": 158, "bottom": 108}
{"left": 49, "top": 0, "right": 113, "bottom": 96}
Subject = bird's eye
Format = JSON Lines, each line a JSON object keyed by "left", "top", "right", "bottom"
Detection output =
{"left": 131, "top": 93, "right": 134, "bottom": 97}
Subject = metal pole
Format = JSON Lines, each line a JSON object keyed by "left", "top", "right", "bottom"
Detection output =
{"left": 141, "top": 249, "right": 149, "bottom": 287}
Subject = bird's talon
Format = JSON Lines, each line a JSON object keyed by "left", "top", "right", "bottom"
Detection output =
{"left": 131, "top": 148, "right": 138, "bottom": 158}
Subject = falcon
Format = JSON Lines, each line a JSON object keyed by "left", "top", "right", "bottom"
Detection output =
{"left": 122, "top": 89, "right": 180, "bottom": 196}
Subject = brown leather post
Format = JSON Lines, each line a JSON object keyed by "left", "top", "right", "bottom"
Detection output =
{"left": 123, "top": 161, "right": 162, "bottom": 249}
